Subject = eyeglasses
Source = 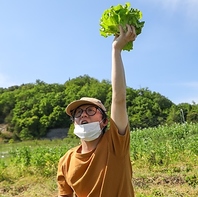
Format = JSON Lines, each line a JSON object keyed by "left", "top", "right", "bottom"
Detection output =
{"left": 73, "top": 106, "right": 100, "bottom": 118}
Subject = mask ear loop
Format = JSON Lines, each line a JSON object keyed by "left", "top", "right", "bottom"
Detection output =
{"left": 97, "top": 108, "right": 108, "bottom": 134}
{"left": 70, "top": 109, "right": 76, "bottom": 122}
{"left": 98, "top": 119, "right": 104, "bottom": 134}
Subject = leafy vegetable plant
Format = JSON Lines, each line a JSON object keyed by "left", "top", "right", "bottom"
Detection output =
{"left": 100, "top": 2, "right": 145, "bottom": 51}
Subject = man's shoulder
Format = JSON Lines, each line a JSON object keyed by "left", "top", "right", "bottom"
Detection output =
{"left": 59, "top": 145, "right": 80, "bottom": 163}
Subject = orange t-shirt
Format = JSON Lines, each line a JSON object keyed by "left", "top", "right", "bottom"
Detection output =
{"left": 57, "top": 119, "right": 134, "bottom": 197}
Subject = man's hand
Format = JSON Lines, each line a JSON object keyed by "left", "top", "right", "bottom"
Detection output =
{"left": 113, "top": 24, "right": 136, "bottom": 51}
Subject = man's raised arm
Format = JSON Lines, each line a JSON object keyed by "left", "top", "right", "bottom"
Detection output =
{"left": 111, "top": 25, "right": 136, "bottom": 135}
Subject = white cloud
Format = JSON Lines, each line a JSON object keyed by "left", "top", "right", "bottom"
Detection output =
{"left": 156, "top": 81, "right": 198, "bottom": 104}
{"left": 175, "top": 96, "right": 198, "bottom": 104}
{"left": 0, "top": 73, "right": 15, "bottom": 88}
{"left": 180, "top": 81, "right": 198, "bottom": 88}
{"left": 172, "top": 81, "right": 198, "bottom": 104}
{"left": 161, "top": 0, "right": 181, "bottom": 11}
{"left": 185, "top": 0, "right": 198, "bottom": 21}
{"left": 146, "top": 0, "right": 198, "bottom": 21}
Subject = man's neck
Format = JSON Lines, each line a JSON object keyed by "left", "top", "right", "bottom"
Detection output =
{"left": 80, "top": 135, "right": 102, "bottom": 154}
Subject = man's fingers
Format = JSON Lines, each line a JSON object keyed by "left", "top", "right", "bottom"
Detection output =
{"left": 119, "top": 25, "right": 124, "bottom": 35}
{"left": 131, "top": 25, "right": 136, "bottom": 37}
{"left": 126, "top": 25, "right": 136, "bottom": 40}
{"left": 116, "top": 24, "right": 136, "bottom": 41}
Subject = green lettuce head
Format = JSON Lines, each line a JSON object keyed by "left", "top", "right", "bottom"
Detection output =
{"left": 100, "top": 2, "right": 145, "bottom": 51}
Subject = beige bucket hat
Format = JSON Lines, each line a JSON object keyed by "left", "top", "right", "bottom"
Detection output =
{"left": 66, "top": 97, "right": 106, "bottom": 117}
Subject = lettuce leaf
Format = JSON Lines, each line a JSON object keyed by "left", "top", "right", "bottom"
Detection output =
{"left": 99, "top": 2, "right": 145, "bottom": 51}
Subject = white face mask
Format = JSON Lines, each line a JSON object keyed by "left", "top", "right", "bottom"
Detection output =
{"left": 74, "top": 121, "right": 102, "bottom": 141}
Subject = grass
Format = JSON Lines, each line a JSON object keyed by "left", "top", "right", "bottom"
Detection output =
{"left": 0, "top": 123, "right": 198, "bottom": 197}
{"left": 1, "top": 175, "right": 57, "bottom": 197}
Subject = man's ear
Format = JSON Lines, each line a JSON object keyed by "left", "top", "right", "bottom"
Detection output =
{"left": 103, "top": 118, "right": 108, "bottom": 126}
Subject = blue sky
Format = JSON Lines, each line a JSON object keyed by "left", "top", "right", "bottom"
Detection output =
{"left": 0, "top": 0, "right": 198, "bottom": 104}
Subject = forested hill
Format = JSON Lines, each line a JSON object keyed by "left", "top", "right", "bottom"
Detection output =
{"left": 0, "top": 75, "right": 197, "bottom": 141}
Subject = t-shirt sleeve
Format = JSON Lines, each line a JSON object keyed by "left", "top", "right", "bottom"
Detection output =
{"left": 57, "top": 155, "right": 73, "bottom": 196}
{"left": 108, "top": 118, "right": 130, "bottom": 156}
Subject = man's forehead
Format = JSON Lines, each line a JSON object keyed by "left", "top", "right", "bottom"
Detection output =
{"left": 76, "top": 104, "right": 97, "bottom": 109}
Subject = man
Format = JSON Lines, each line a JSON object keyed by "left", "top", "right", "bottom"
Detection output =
{"left": 57, "top": 24, "right": 136, "bottom": 197}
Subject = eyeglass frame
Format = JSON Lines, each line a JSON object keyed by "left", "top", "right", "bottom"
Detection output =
{"left": 71, "top": 105, "right": 104, "bottom": 119}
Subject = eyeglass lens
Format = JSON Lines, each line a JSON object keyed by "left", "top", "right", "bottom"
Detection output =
{"left": 74, "top": 106, "right": 98, "bottom": 118}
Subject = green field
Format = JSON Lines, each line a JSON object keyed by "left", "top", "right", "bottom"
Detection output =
{"left": 0, "top": 123, "right": 198, "bottom": 197}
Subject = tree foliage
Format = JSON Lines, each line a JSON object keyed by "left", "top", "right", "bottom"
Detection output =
{"left": 0, "top": 75, "right": 197, "bottom": 141}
